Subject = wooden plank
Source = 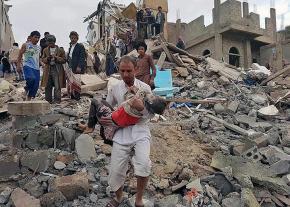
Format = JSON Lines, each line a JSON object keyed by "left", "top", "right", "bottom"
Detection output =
{"left": 151, "top": 45, "right": 163, "bottom": 54}
{"left": 156, "top": 52, "right": 166, "bottom": 69}
{"left": 158, "top": 37, "right": 174, "bottom": 63}
{"left": 167, "top": 43, "right": 202, "bottom": 62}
{"left": 172, "top": 53, "right": 185, "bottom": 67}
{"left": 261, "top": 66, "right": 290, "bottom": 86}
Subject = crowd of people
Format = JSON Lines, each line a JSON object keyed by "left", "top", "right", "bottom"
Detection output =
{"left": 0, "top": 7, "right": 171, "bottom": 207}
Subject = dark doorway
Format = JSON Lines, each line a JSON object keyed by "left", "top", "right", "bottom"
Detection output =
{"left": 229, "top": 47, "right": 240, "bottom": 67}
{"left": 203, "top": 49, "right": 211, "bottom": 57}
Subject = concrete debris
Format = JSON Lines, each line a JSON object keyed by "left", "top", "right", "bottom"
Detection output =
{"left": 50, "top": 172, "right": 89, "bottom": 201}
{"left": 258, "top": 105, "right": 279, "bottom": 117}
{"left": 0, "top": 187, "right": 13, "bottom": 204}
{"left": 10, "top": 188, "right": 41, "bottom": 207}
{"left": 21, "top": 150, "right": 52, "bottom": 172}
{"left": 8, "top": 101, "right": 51, "bottom": 116}
{"left": 40, "top": 191, "right": 67, "bottom": 207}
{"left": 75, "top": 134, "right": 97, "bottom": 163}
{"left": 0, "top": 7, "right": 290, "bottom": 206}
{"left": 54, "top": 161, "right": 66, "bottom": 170}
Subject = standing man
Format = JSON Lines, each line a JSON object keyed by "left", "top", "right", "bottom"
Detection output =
{"left": 176, "top": 36, "right": 186, "bottom": 50}
{"left": 105, "top": 56, "right": 152, "bottom": 207}
{"left": 40, "top": 32, "right": 50, "bottom": 55}
{"left": 136, "top": 42, "right": 156, "bottom": 89}
{"left": 67, "top": 31, "right": 86, "bottom": 100}
{"left": 17, "top": 31, "right": 41, "bottom": 101}
{"left": 41, "top": 35, "right": 66, "bottom": 104}
{"left": 9, "top": 43, "right": 24, "bottom": 81}
{"left": 155, "top": 6, "right": 165, "bottom": 36}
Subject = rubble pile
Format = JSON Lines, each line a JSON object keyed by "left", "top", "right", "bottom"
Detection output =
{"left": 0, "top": 39, "right": 290, "bottom": 207}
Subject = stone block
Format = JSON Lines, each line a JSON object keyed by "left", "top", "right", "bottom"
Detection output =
{"left": 227, "top": 101, "right": 240, "bottom": 113}
{"left": 40, "top": 191, "right": 67, "bottom": 207}
{"left": 214, "top": 103, "right": 226, "bottom": 114}
{"left": 269, "top": 160, "right": 290, "bottom": 176}
{"left": 21, "top": 150, "right": 51, "bottom": 172}
{"left": 241, "top": 188, "right": 260, "bottom": 207}
{"left": 75, "top": 134, "right": 96, "bottom": 163}
{"left": 12, "top": 115, "right": 38, "bottom": 130}
{"left": 38, "top": 114, "right": 61, "bottom": 126}
{"left": 8, "top": 101, "right": 50, "bottom": 116}
{"left": 50, "top": 172, "right": 89, "bottom": 201}
{"left": 11, "top": 188, "right": 41, "bottom": 207}
{"left": 254, "top": 135, "right": 269, "bottom": 148}
{"left": 0, "top": 159, "right": 20, "bottom": 180}
{"left": 234, "top": 115, "right": 256, "bottom": 126}
{"left": 23, "top": 178, "right": 45, "bottom": 198}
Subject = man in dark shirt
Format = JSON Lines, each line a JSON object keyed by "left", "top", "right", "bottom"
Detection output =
{"left": 40, "top": 32, "right": 50, "bottom": 55}
{"left": 176, "top": 36, "right": 186, "bottom": 50}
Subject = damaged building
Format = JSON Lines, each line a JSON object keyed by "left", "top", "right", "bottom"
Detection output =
{"left": 167, "top": 0, "right": 278, "bottom": 69}
{"left": 84, "top": 0, "right": 168, "bottom": 46}
{"left": 0, "top": 0, "right": 14, "bottom": 51}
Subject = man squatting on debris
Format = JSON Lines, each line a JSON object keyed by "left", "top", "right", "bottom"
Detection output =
{"left": 79, "top": 56, "right": 167, "bottom": 207}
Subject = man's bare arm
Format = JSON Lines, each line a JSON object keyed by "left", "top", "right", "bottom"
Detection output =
{"left": 16, "top": 43, "right": 26, "bottom": 72}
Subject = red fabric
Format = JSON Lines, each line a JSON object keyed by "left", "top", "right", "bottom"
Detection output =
{"left": 111, "top": 106, "right": 140, "bottom": 127}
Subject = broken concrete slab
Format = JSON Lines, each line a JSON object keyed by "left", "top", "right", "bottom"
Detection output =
{"left": 0, "top": 159, "right": 21, "bottom": 180}
{"left": 250, "top": 94, "right": 268, "bottom": 105}
{"left": 234, "top": 115, "right": 256, "bottom": 126}
{"left": 206, "top": 114, "right": 260, "bottom": 137}
{"left": 211, "top": 151, "right": 290, "bottom": 195}
{"left": 269, "top": 160, "right": 290, "bottom": 176}
{"left": 50, "top": 172, "right": 89, "bottom": 201}
{"left": 11, "top": 188, "right": 41, "bottom": 207}
{"left": 0, "top": 187, "right": 13, "bottom": 204}
{"left": 75, "top": 134, "right": 97, "bottom": 163}
{"left": 241, "top": 188, "right": 260, "bottom": 207}
{"left": 214, "top": 103, "right": 226, "bottom": 114}
{"left": 259, "top": 145, "right": 290, "bottom": 165}
{"left": 8, "top": 101, "right": 51, "bottom": 116}
{"left": 80, "top": 74, "right": 107, "bottom": 93}
{"left": 21, "top": 150, "right": 52, "bottom": 172}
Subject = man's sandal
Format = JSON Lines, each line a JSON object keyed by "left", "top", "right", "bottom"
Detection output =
{"left": 105, "top": 199, "right": 120, "bottom": 207}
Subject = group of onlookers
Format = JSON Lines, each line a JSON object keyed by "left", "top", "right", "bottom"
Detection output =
{"left": 0, "top": 30, "right": 102, "bottom": 104}
{"left": 136, "top": 6, "right": 165, "bottom": 40}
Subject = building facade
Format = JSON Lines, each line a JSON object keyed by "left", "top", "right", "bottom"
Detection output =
{"left": 0, "top": 0, "right": 14, "bottom": 52}
{"left": 168, "top": 0, "right": 277, "bottom": 69}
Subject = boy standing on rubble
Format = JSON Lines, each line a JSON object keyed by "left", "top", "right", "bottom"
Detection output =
{"left": 17, "top": 31, "right": 41, "bottom": 101}
{"left": 155, "top": 6, "right": 165, "bottom": 35}
{"left": 136, "top": 42, "right": 156, "bottom": 89}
